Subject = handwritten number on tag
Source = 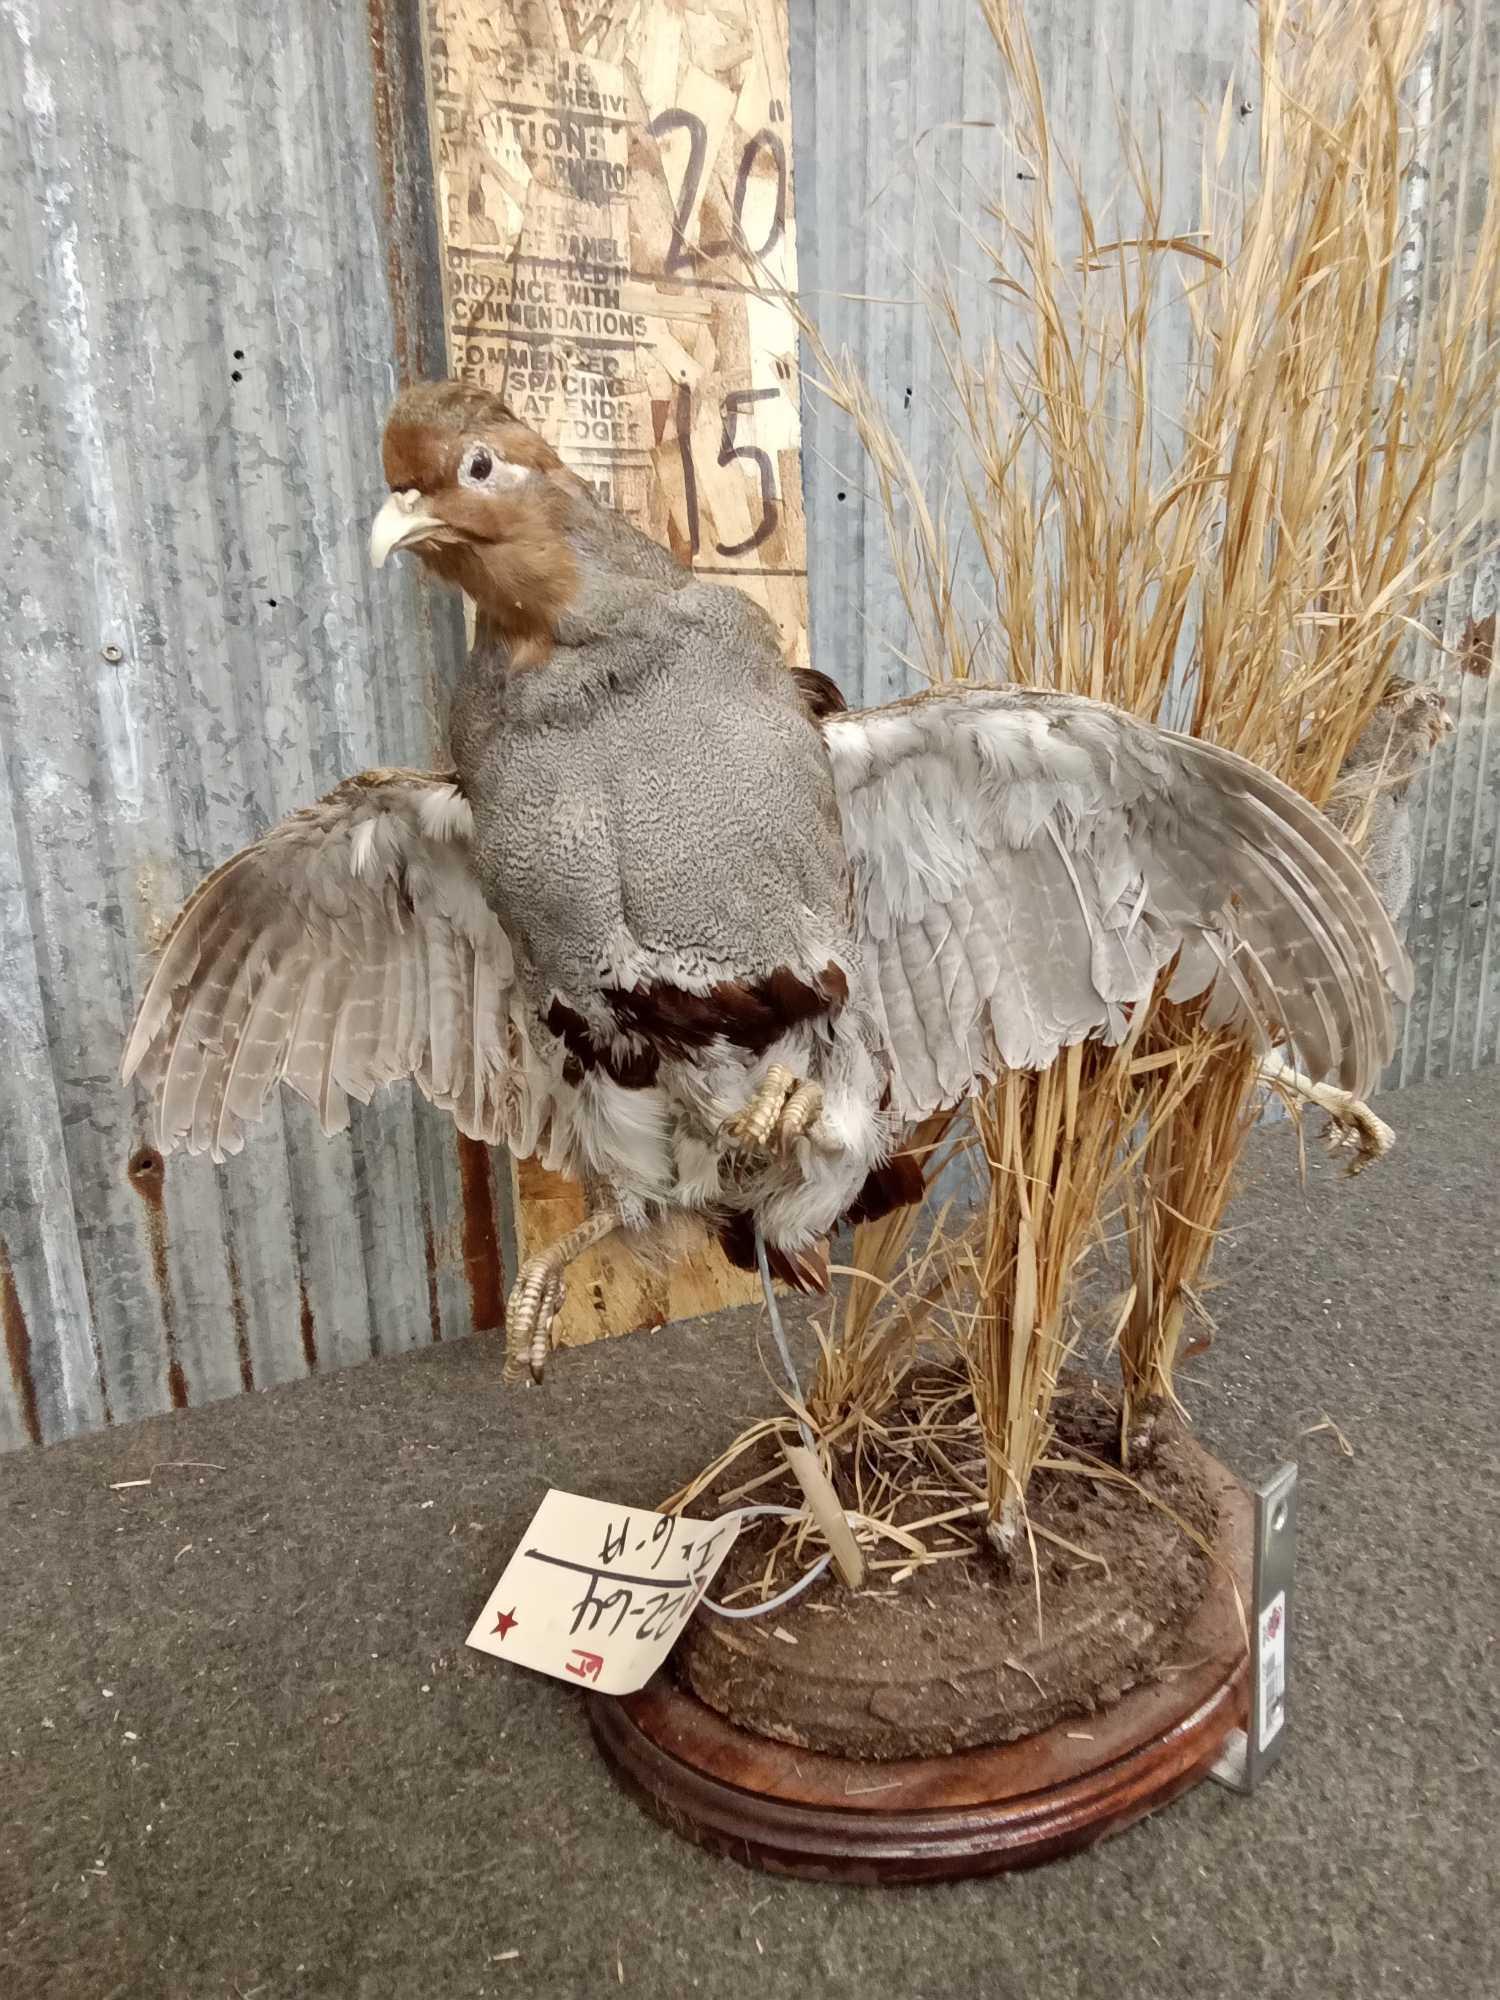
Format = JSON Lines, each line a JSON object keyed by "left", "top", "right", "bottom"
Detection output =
{"left": 574, "top": 1579, "right": 635, "bottom": 1638}
{"left": 636, "top": 1591, "right": 680, "bottom": 1642}
{"left": 467, "top": 1492, "right": 744, "bottom": 1696}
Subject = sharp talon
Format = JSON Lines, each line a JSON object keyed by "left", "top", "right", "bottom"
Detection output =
{"left": 1260, "top": 1057, "right": 1394, "bottom": 1178}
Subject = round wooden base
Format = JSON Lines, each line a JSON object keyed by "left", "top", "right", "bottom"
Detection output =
{"left": 589, "top": 1463, "right": 1250, "bottom": 1883}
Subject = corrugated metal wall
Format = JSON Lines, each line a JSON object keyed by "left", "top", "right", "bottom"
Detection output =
{"left": 0, "top": 0, "right": 500, "bottom": 1453}
{"left": 1396, "top": 1, "right": 1500, "bottom": 1081}
{"left": 2, "top": 0, "right": 1494, "bottom": 1452}
{"left": 790, "top": 0, "right": 1500, "bottom": 1086}
{"left": 790, "top": 0, "right": 1257, "bottom": 702}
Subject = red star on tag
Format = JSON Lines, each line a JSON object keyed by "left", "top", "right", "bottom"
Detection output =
{"left": 492, "top": 1607, "right": 519, "bottom": 1640}
{"left": 1267, "top": 1605, "right": 1283, "bottom": 1640}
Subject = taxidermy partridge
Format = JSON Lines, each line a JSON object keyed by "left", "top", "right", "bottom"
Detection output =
{"left": 123, "top": 382, "right": 1410, "bottom": 1380}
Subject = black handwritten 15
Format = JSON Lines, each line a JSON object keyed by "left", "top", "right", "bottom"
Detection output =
{"left": 675, "top": 383, "right": 780, "bottom": 559}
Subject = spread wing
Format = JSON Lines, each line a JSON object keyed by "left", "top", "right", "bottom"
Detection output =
{"left": 825, "top": 686, "right": 1411, "bottom": 1123}
{"left": 122, "top": 771, "right": 555, "bottom": 1162}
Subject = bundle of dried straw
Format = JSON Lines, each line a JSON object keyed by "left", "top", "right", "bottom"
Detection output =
{"left": 779, "top": 0, "right": 1500, "bottom": 1557}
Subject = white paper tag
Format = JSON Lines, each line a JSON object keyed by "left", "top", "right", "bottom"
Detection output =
{"left": 1257, "top": 1588, "right": 1287, "bottom": 1751}
{"left": 466, "top": 1489, "right": 742, "bottom": 1696}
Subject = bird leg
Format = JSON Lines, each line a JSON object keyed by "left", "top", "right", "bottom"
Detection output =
{"left": 721, "top": 1064, "right": 838, "bottom": 1158}
{"left": 504, "top": 1207, "right": 622, "bottom": 1385}
{"left": 1256, "top": 1055, "right": 1395, "bottom": 1175}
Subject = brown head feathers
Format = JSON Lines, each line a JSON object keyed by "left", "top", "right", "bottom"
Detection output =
{"left": 379, "top": 381, "right": 583, "bottom": 654}
{"left": 381, "top": 382, "right": 563, "bottom": 491}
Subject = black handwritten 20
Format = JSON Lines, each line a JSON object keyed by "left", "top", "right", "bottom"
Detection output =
{"left": 647, "top": 113, "right": 788, "bottom": 277}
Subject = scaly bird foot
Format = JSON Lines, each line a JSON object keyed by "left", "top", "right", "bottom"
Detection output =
{"left": 502, "top": 1207, "right": 622, "bottom": 1386}
{"left": 504, "top": 1259, "right": 568, "bottom": 1384}
{"left": 1257, "top": 1056, "right": 1396, "bottom": 1178}
{"left": 721, "top": 1065, "right": 837, "bottom": 1158}
{"left": 1320, "top": 1096, "right": 1396, "bottom": 1176}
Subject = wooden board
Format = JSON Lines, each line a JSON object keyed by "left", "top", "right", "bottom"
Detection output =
{"left": 419, "top": 0, "right": 806, "bottom": 1343}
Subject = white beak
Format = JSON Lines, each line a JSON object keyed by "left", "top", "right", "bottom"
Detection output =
{"left": 369, "top": 489, "right": 454, "bottom": 568}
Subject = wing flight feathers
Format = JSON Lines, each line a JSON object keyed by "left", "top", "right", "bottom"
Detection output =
{"left": 122, "top": 772, "right": 554, "bottom": 1160}
{"left": 825, "top": 687, "right": 1408, "bottom": 1122}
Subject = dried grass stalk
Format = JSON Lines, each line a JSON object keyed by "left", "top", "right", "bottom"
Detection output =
{"left": 968, "top": 1041, "right": 1138, "bottom": 1548}
{"left": 813, "top": 1111, "right": 964, "bottom": 1422}
{"left": 1118, "top": 1017, "right": 1259, "bottom": 1416}
{"left": 795, "top": 0, "right": 1500, "bottom": 1520}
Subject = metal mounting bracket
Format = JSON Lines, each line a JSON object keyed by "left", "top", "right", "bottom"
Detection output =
{"left": 1210, "top": 1459, "right": 1297, "bottom": 1794}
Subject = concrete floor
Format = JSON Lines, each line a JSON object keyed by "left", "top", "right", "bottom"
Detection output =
{"left": 3, "top": 1068, "right": 1497, "bottom": 2000}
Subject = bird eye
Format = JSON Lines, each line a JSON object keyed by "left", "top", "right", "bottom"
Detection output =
{"left": 456, "top": 440, "right": 529, "bottom": 494}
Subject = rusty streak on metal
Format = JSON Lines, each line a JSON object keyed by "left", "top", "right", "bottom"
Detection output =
{"left": 1459, "top": 611, "right": 1495, "bottom": 677}
{"left": 297, "top": 1279, "right": 319, "bottom": 1373}
{"left": 127, "top": 1147, "right": 189, "bottom": 1410}
{"left": 366, "top": 0, "right": 412, "bottom": 384}
{"left": 456, "top": 1136, "right": 505, "bottom": 1332}
{"left": 225, "top": 1238, "right": 255, "bottom": 1394}
{"left": 366, "top": 0, "right": 449, "bottom": 386}
{"left": 422, "top": 1219, "right": 443, "bottom": 1344}
{"left": 1, "top": 1240, "right": 42, "bottom": 1447}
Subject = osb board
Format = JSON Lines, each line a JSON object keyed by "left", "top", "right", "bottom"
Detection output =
{"left": 421, "top": 0, "right": 807, "bottom": 1343}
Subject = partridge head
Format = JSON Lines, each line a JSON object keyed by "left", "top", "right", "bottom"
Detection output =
{"left": 369, "top": 382, "right": 586, "bottom": 648}
{"left": 368, "top": 381, "right": 699, "bottom": 668}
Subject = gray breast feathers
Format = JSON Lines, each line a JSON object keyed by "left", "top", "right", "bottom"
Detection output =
{"left": 825, "top": 685, "right": 1410, "bottom": 1123}
{"left": 460, "top": 584, "right": 858, "bottom": 1009}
